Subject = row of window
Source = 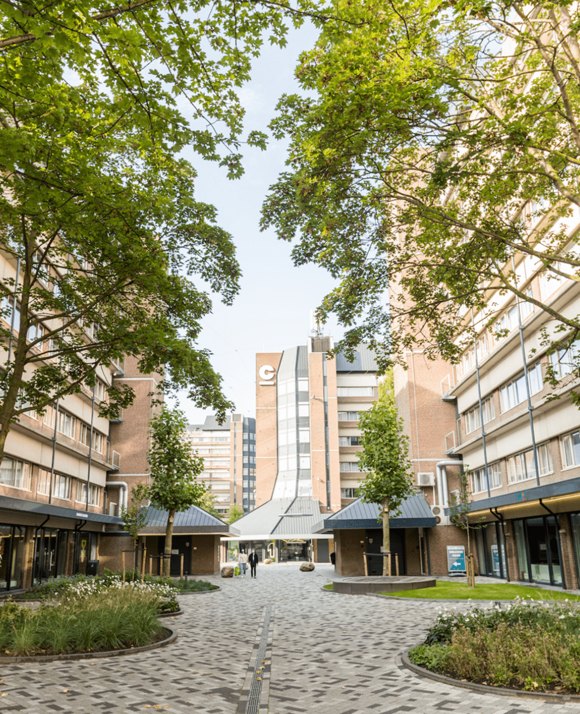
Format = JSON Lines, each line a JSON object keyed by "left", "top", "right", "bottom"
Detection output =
{"left": 338, "top": 411, "right": 360, "bottom": 421}
{"left": 457, "top": 259, "right": 571, "bottom": 381}
{"left": 469, "top": 432, "right": 580, "bottom": 494}
{"left": 29, "top": 406, "right": 107, "bottom": 455}
{"left": 462, "top": 343, "right": 579, "bottom": 435}
{"left": 0, "top": 458, "right": 101, "bottom": 505}
{"left": 340, "top": 461, "right": 361, "bottom": 473}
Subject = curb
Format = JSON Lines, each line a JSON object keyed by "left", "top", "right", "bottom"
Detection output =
{"left": 158, "top": 609, "right": 183, "bottom": 618}
{"left": 176, "top": 587, "right": 220, "bottom": 595}
{"left": 0, "top": 626, "right": 177, "bottom": 664}
{"left": 399, "top": 649, "right": 580, "bottom": 703}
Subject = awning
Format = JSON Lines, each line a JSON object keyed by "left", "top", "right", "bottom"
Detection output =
{"left": 230, "top": 496, "right": 327, "bottom": 539}
{"left": 464, "top": 477, "right": 580, "bottom": 520}
{"left": 139, "top": 505, "right": 231, "bottom": 535}
{"left": 0, "top": 495, "right": 122, "bottom": 525}
{"left": 321, "top": 493, "right": 436, "bottom": 531}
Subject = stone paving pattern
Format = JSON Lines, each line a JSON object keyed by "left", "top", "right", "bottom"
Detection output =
{"left": 0, "top": 564, "right": 579, "bottom": 713}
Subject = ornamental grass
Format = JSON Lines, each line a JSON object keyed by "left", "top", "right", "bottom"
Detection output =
{"left": 0, "top": 589, "right": 163, "bottom": 656}
{"left": 410, "top": 600, "right": 580, "bottom": 693}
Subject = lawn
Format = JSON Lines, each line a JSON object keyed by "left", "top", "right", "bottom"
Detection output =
{"left": 379, "top": 580, "right": 580, "bottom": 600}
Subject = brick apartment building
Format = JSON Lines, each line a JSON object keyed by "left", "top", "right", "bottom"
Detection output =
{"left": 185, "top": 414, "right": 256, "bottom": 517}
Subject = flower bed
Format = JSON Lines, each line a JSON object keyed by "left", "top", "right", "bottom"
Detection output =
{"left": 22, "top": 574, "right": 179, "bottom": 614}
{"left": 409, "top": 600, "right": 580, "bottom": 694}
{"left": 0, "top": 589, "right": 165, "bottom": 657}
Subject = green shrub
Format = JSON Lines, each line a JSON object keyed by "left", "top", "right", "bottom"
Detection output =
{"left": 0, "top": 589, "right": 163, "bottom": 656}
{"left": 413, "top": 600, "right": 580, "bottom": 693}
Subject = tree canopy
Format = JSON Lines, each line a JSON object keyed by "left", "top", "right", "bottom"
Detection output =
{"left": 0, "top": 0, "right": 339, "bottom": 457}
{"left": 262, "top": 0, "right": 580, "bottom": 370}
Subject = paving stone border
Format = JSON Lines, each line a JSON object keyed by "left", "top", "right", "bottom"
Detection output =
{"left": 400, "top": 649, "right": 580, "bottom": 703}
{"left": 0, "top": 625, "right": 176, "bottom": 664}
{"left": 175, "top": 586, "right": 220, "bottom": 595}
{"left": 158, "top": 609, "right": 184, "bottom": 618}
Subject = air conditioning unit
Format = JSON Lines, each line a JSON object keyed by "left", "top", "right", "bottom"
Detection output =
{"left": 431, "top": 504, "right": 450, "bottom": 526}
{"left": 417, "top": 472, "right": 435, "bottom": 487}
{"left": 108, "top": 502, "right": 118, "bottom": 516}
{"left": 449, "top": 488, "right": 460, "bottom": 504}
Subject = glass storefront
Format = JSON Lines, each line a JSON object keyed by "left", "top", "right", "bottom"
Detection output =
{"left": 0, "top": 525, "right": 25, "bottom": 591}
{"left": 513, "top": 516, "right": 562, "bottom": 586}
{"left": 475, "top": 521, "right": 507, "bottom": 578}
{"left": 33, "top": 528, "right": 69, "bottom": 584}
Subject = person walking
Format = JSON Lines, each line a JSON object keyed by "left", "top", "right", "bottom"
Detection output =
{"left": 238, "top": 549, "right": 248, "bottom": 577}
{"left": 248, "top": 550, "right": 259, "bottom": 578}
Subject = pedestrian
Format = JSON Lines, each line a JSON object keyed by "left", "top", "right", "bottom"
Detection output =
{"left": 238, "top": 549, "right": 248, "bottom": 576}
{"left": 248, "top": 550, "right": 259, "bottom": 578}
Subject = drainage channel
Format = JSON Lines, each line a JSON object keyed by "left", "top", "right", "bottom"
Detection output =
{"left": 238, "top": 604, "right": 272, "bottom": 714}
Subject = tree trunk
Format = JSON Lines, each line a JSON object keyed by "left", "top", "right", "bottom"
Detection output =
{"left": 164, "top": 509, "right": 175, "bottom": 577}
{"left": 382, "top": 502, "right": 390, "bottom": 576}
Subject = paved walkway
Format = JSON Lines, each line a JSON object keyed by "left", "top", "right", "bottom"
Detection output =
{"left": 1, "top": 564, "right": 578, "bottom": 713}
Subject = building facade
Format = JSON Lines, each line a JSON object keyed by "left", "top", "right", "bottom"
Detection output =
{"left": 228, "top": 336, "right": 380, "bottom": 563}
{"left": 445, "top": 247, "right": 580, "bottom": 590}
{"left": 255, "top": 336, "right": 379, "bottom": 511}
{"left": 185, "top": 414, "right": 256, "bottom": 517}
{"left": 0, "top": 249, "right": 123, "bottom": 591}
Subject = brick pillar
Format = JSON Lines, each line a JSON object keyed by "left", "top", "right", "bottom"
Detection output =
{"left": 558, "top": 514, "right": 579, "bottom": 591}
{"left": 502, "top": 520, "right": 519, "bottom": 582}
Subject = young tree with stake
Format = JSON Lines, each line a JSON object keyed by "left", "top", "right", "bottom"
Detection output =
{"left": 146, "top": 407, "right": 206, "bottom": 577}
{"left": 358, "top": 374, "right": 414, "bottom": 576}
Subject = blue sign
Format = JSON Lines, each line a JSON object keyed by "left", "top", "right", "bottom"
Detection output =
{"left": 447, "top": 545, "right": 466, "bottom": 574}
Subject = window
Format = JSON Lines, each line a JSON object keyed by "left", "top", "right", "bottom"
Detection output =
{"left": 77, "top": 482, "right": 100, "bottom": 506}
{"left": 1, "top": 296, "right": 20, "bottom": 333}
{"left": 79, "top": 423, "right": 91, "bottom": 447}
{"left": 340, "top": 461, "right": 361, "bottom": 472}
{"left": 561, "top": 430, "right": 580, "bottom": 468}
{"left": 52, "top": 474, "right": 71, "bottom": 499}
{"left": 464, "top": 397, "right": 495, "bottom": 434}
{"left": 339, "top": 436, "right": 362, "bottom": 447}
{"left": 341, "top": 488, "right": 358, "bottom": 499}
{"left": 26, "top": 322, "right": 44, "bottom": 348}
{"left": 549, "top": 340, "right": 580, "bottom": 380}
{"left": 57, "top": 410, "right": 76, "bottom": 438}
{"left": 94, "top": 379, "right": 107, "bottom": 402}
{"left": 470, "top": 463, "right": 501, "bottom": 494}
{"left": 338, "top": 411, "right": 359, "bottom": 421}
{"left": 337, "top": 387, "right": 375, "bottom": 397}
{"left": 0, "top": 458, "right": 31, "bottom": 490}
{"left": 37, "top": 468, "right": 51, "bottom": 495}
{"left": 499, "top": 363, "right": 543, "bottom": 412}
{"left": 92, "top": 430, "right": 104, "bottom": 454}
{"left": 507, "top": 444, "right": 552, "bottom": 484}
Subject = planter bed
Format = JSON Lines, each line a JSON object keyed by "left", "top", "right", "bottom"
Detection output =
{"left": 0, "top": 626, "right": 176, "bottom": 664}
{"left": 407, "top": 600, "right": 580, "bottom": 697}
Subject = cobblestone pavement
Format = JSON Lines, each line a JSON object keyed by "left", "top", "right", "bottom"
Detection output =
{"left": 1, "top": 564, "right": 579, "bottom": 714}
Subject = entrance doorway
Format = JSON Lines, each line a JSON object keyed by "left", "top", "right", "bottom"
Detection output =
{"left": 514, "top": 516, "right": 563, "bottom": 586}
{"left": 364, "top": 529, "right": 405, "bottom": 575}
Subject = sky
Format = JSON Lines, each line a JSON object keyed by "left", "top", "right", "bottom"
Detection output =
{"left": 176, "top": 24, "right": 341, "bottom": 425}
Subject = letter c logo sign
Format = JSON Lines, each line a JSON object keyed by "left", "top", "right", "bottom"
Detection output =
{"left": 259, "top": 365, "right": 276, "bottom": 384}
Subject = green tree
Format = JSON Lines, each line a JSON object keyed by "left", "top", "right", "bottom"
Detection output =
{"left": 358, "top": 374, "right": 414, "bottom": 576}
{"left": 0, "top": 0, "right": 339, "bottom": 460}
{"left": 226, "top": 503, "right": 245, "bottom": 524}
{"left": 449, "top": 471, "right": 477, "bottom": 587}
{"left": 121, "top": 483, "right": 149, "bottom": 571}
{"left": 262, "top": 0, "right": 580, "bottom": 374}
{"left": 146, "top": 407, "right": 205, "bottom": 577}
{"left": 198, "top": 488, "right": 221, "bottom": 520}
